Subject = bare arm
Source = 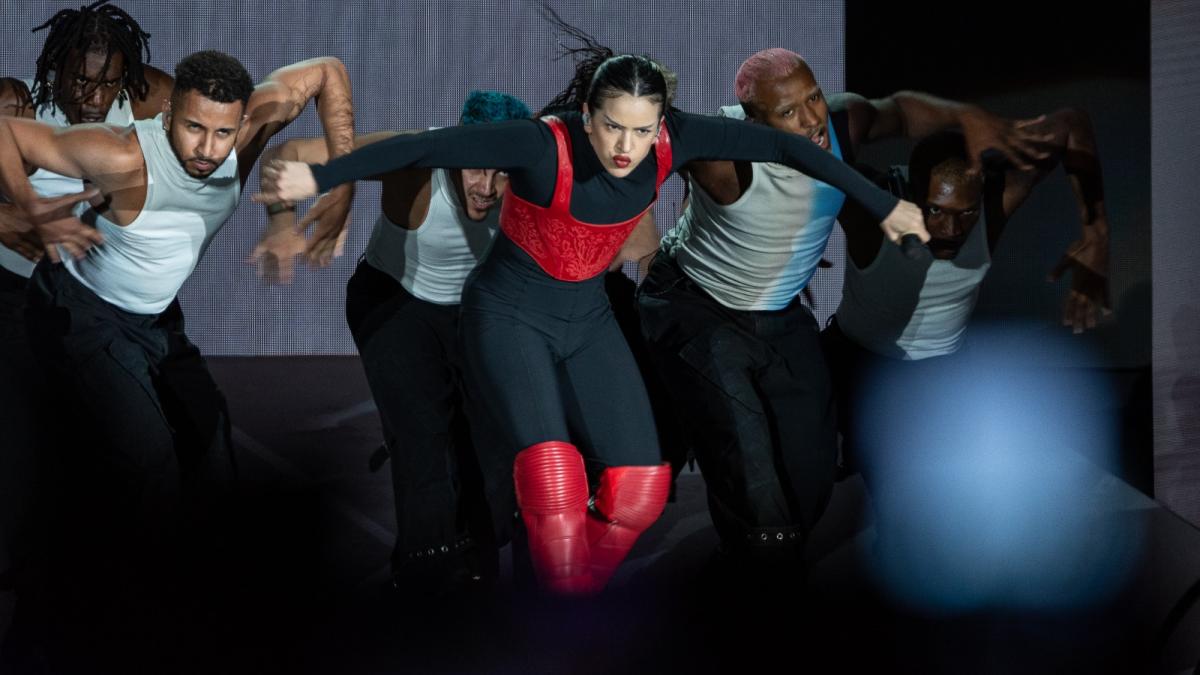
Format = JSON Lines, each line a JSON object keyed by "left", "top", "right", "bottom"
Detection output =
{"left": 0, "top": 118, "right": 141, "bottom": 258}
{"left": 610, "top": 210, "right": 660, "bottom": 273}
{"left": 238, "top": 57, "right": 355, "bottom": 265}
{"left": 1, "top": 80, "right": 90, "bottom": 260}
{"left": 129, "top": 65, "right": 175, "bottom": 119}
{"left": 1001, "top": 108, "right": 1109, "bottom": 333}
{"left": 838, "top": 91, "right": 1052, "bottom": 170}
{"left": 251, "top": 131, "right": 425, "bottom": 283}
{"left": 237, "top": 56, "right": 355, "bottom": 176}
{"left": 0, "top": 203, "right": 43, "bottom": 260}
{"left": 999, "top": 108, "right": 1103, "bottom": 219}
{"left": 0, "top": 117, "right": 142, "bottom": 203}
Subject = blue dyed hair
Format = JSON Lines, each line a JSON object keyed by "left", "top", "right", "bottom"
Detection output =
{"left": 459, "top": 90, "right": 532, "bottom": 125}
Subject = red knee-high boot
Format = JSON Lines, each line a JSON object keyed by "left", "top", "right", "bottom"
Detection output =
{"left": 512, "top": 441, "right": 594, "bottom": 596}
{"left": 586, "top": 463, "right": 671, "bottom": 592}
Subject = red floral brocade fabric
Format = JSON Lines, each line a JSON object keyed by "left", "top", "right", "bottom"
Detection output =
{"left": 499, "top": 116, "right": 673, "bottom": 281}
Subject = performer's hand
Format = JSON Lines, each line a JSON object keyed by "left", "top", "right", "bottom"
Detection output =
{"left": 298, "top": 184, "right": 354, "bottom": 267}
{"left": 0, "top": 203, "right": 44, "bottom": 262}
{"left": 960, "top": 109, "right": 1055, "bottom": 173}
{"left": 253, "top": 159, "right": 319, "bottom": 204}
{"left": 1048, "top": 222, "right": 1111, "bottom": 334}
{"left": 24, "top": 187, "right": 104, "bottom": 263}
{"left": 249, "top": 208, "right": 306, "bottom": 285}
{"left": 880, "top": 200, "right": 929, "bottom": 245}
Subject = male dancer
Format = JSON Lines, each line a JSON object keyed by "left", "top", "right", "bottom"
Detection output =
{"left": 637, "top": 48, "right": 1051, "bottom": 588}
{"left": 0, "top": 0, "right": 172, "bottom": 588}
{"left": 824, "top": 116, "right": 1109, "bottom": 484}
{"left": 259, "top": 91, "right": 534, "bottom": 598}
{"left": 0, "top": 49, "right": 353, "bottom": 670}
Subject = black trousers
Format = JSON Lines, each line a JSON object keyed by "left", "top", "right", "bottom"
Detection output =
{"left": 460, "top": 234, "right": 661, "bottom": 482}
{"left": 345, "top": 260, "right": 500, "bottom": 578}
{"left": 0, "top": 266, "right": 44, "bottom": 580}
{"left": 637, "top": 254, "right": 837, "bottom": 558}
{"left": 8, "top": 261, "right": 234, "bottom": 672}
{"left": 604, "top": 269, "right": 689, "bottom": 483}
{"left": 24, "top": 261, "right": 234, "bottom": 527}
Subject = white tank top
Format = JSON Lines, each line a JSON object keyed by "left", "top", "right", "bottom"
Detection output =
{"left": 62, "top": 114, "right": 240, "bottom": 314}
{"left": 0, "top": 79, "right": 134, "bottom": 278}
{"left": 364, "top": 167, "right": 498, "bottom": 305}
{"left": 662, "top": 104, "right": 846, "bottom": 311}
{"left": 836, "top": 200, "right": 992, "bottom": 360}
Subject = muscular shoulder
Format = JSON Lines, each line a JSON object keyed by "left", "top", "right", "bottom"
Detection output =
{"left": 130, "top": 65, "right": 174, "bottom": 119}
{"left": 826, "top": 92, "right": 867, "bottom": 114}
{"left": 84, "top": 123, "right": 144, "bottom": 171}
{"left": 827, "top": 92, "right": 875, "bottom": 148}
{"left": 0, "top": 78, "right": 34, "bottom": 119}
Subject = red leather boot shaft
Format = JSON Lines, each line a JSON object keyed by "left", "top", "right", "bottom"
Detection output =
{"left": 586, "top": 463, "right": 671, "bottom": 592}
{"left": 513, "top": 441, "right": 594, "bottom": 596}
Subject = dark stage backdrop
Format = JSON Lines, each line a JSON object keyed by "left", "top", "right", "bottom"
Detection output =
{"left": 1, "top": 0, "right": 847, "bottom": 355}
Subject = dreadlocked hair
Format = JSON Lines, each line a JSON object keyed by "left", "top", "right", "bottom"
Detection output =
{"left": 536, "top": 3, "right": 673, "bottom": 117}
{"left": 31, "top": 0, "right": 152, "bottom": 111}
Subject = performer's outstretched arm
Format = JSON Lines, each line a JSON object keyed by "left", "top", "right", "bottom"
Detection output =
{"left": 669, "top": 112, "right": 927, "bottom": 242}
{"left": 840, "top": 91, "right": 1054, "bottom": 171}
{"left": 252, "top": 130, "right": 421, "bottom": 283}
{"left": 237, "top": 56, "right": 356, "bottom": 266}
{"left": 258, "top": 112, "right": 926, "bottom": 242}
{"left": 0, "top": 117, "right": 141, "bottom": 259}
{"left": 258, "top": 120, "right": 547, "bottom": 201}
{"left": 999, "top": 108, "right": 1110, "bottom": 333}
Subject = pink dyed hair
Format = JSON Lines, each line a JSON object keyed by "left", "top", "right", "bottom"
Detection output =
{"left": 734, "top": 48, "right": 807, "bottom": 105}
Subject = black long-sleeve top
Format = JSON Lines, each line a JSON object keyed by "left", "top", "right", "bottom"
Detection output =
{"left": 311, "top": 110, "right": 899, "bottom": 224}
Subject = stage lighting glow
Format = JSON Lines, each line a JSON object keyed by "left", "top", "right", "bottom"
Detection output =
{"left": 856, "top": 322, "right": 1143, "bottom": 612}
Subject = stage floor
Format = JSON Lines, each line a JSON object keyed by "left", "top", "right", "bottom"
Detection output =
{"left": 2, "top": 356, "right": 1197, "bottom": 673}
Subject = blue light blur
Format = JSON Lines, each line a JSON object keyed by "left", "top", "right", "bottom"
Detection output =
{"left": 855, "top": 322, "right": 1144, "bottom": 612}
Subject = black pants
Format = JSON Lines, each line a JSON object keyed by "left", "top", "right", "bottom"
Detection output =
{"left": 637, "top": 254, "right": 836, "bottom": 560}
{"left": 604, "top": 269, "right": 689, "bottom": 483}
{"left": 460, "top": 234, "right": 661, "bottom": 484}
{"left": 24, "top": 261, "right": 235, "bottom": 525}
{"left": 0, "top": 266, "right": 45, "bottom": 581}
{"left": 345, "top": 260, "right": 500, "bottom": 581}
{"left": 8, "top": 261, "right": 235, "bottom": 672}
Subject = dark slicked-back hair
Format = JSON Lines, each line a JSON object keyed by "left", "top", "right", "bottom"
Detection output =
{"left": 173, "top": 50, "right": 254, "bottom": 107}
{"left": 537, "top": 4, "right": 673, "bottom": 117}
{"left": 31, "top": 0, "right": 152, "bottom": 110}
{"left": 909, "top": 130, "right": 977, "bottom": 205}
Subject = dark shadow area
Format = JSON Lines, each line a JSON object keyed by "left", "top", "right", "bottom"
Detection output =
{"left": 2, "top": 357, "right": 1192, "bottom": 674}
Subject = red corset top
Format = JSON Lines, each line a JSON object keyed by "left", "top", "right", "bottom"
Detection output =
{"left": 499, "top": 115, "right": 673, "bottom": 281}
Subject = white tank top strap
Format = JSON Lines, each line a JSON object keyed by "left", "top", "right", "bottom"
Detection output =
{"left": 61, "top": 114, "right": 240, "bottom": 314}
{"left": 364, "top": 168, "right": 499, "bottom": 305}
{"left": 663, "top": 103, "right": 846, "bottom": 311}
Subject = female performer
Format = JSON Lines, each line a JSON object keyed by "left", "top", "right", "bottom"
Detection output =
{"left": 256, "top": 47, "right": 925, "bottom": 597}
